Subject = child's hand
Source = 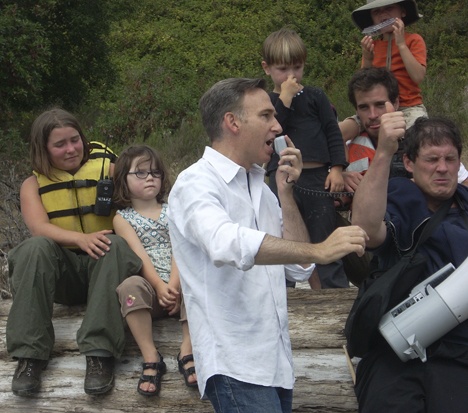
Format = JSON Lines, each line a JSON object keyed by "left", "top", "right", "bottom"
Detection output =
{"left": 165, "top": 285, "right": 181, "bottom": 316}
{"left": 279, "top": 75, "right": 303, "bottom": 108}
{"left": 361, "top": 36, "right": 374, "bottom": 65}
{"left": 325, "top": 167, "right": 344, "bottom": 193}
{"left": 392, "top": 18, "right": 406, "bottom": 47}
{"left": 156, "top": 283, "right": 180, "bottom": 311}
{"left": 165, "top": 298, "right": 181, "bottom": 316}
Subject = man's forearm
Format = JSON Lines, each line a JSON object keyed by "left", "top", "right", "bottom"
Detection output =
{"left": 278, "top": 190, "right": 309, "bottom": 243}
{"left": 351, "top": 151, "right": 391, "bottom": 245}
{"left": 255, "top": 234, "right": 319, "bottom": 265}
{"left": 255, "top": 225, "right": 367, "bottom": 266}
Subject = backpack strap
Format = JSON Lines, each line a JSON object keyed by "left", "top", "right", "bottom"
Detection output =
{"left": 388, "top": 198, "right": 452, "bottom": 259}
{"left": 409, "top": 198, "right": 453, "bottom": 257}
{"left": 454, "top": 193, "right": 468, "bottom": 228}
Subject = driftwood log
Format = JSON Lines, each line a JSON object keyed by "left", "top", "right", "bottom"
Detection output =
{"left": 0, "top": 286, "right": 359, "bottom": 413}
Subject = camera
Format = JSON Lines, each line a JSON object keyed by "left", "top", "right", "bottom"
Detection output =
{"left": 94, "top": 179, "right": 114, "bottom": 216}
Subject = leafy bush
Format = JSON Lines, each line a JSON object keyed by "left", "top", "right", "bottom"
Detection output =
{"left": 1, "top": 0, "right": 466, "bottom": 151}
{"left": 0, "top": 4, "right": 51, "bottom": 123}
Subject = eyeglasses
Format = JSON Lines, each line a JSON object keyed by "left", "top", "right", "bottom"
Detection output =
{"left": 127, "top": 170, "right": 163, "bottom": 179}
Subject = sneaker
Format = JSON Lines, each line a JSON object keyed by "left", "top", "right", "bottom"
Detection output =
{"left": 84, "top": 356, "right": 115, "bottom": 395}
{"left": 12, "top": 358, "right": 48, "bottom": 396}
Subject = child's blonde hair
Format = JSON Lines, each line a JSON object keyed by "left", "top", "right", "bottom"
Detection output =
{"left": 262, "top": 27, "right": 307, "bottom": 66}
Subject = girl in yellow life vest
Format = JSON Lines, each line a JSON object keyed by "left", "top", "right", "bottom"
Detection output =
{"left": 33, "top": 140, "right": 116, "bottom": 235}
{"left": 7, "top": 108, "right": 142, "bottom": 397}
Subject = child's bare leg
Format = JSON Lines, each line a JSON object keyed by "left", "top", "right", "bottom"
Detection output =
{"left": 179, "top": 320, "right": 197, "bottom": 385}
{"left": 126, "top": 309, "right": 160, "bottom": 393}
{"left": 308, "top": 267, "right": 322, "bottom": 290}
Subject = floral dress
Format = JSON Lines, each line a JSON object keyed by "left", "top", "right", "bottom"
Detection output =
{"left": 117, "top": 203, "right": 172, "bottom": 283}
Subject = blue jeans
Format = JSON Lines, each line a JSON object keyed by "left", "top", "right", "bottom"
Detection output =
{"left": 205, "top": 374, "right": 293, "bottom": 413}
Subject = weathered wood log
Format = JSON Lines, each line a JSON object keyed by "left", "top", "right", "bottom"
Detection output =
{"left": 0, "top": 286, "right": 359, "bottom": 413}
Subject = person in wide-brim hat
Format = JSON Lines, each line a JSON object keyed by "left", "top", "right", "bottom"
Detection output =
{"left": 352, "top": 0, "right": 421, "bottom": 31}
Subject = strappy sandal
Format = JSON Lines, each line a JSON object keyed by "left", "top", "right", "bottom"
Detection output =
{"left": 177, "top": 353, "right": 198, "bottom": 388}
{"left": 137, "top": 353, "right": 167, "bottom": 397}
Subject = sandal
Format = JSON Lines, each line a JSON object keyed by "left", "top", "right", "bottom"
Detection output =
{"left": 137, "top": 353, "right": 167, "bottom": 397}
{"left": 177, "top": 353, "right": 198, "bottom": 388}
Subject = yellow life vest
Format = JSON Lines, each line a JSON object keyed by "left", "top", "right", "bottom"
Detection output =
{"left": 34, "top": 142, "right": 117, "bottom": 234}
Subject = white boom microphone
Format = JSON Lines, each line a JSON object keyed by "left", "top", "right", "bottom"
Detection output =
{"left": 379, "top": 256, "right": 468, "bottom": 362}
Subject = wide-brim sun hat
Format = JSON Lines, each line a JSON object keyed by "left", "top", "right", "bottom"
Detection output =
{"left": 352, "top": 0, "right": 421, "bottom": 31}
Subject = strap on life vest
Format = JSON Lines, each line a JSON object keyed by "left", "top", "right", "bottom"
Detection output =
{"left": 47, "top": 205, "right": 95, "bottom": 219}
{"left": 38, "top": 179, "right": 98, "bottom": 195}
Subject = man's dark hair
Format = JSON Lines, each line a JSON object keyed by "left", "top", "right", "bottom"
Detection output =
{"left": 403, "top": 117, "right": 463, "bottom": 162}
{"left": 199, "top": 78, "right": 267, "bottom": 142}
{"left": 348, "top": 67, "right": 399, "bottom": 108}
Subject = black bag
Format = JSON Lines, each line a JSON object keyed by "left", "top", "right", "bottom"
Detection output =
{"left": 335, "top": 211, "right": 372, "bottom": 287}
{"left": 344, "top": 200, "right": 452, "bottom": 358}
{"left": 345, "top": 252, "right": 427, "bottom": 358}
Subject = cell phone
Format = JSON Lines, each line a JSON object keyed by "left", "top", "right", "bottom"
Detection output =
{"left": 274, "top": 135, "right": 287, "bottom": 156}
{"left": 274, "top": 135, "right": 291, "bottom": 166}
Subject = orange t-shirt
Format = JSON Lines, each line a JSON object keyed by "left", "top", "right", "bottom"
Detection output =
{"left": 363, "top": 33, "right": 427, "bottom": 107}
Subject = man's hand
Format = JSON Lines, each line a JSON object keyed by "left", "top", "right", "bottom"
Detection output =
{"left": 276, "top": 135, "right": 302, "bottom": 192}
{"left": 377, "top": 102, "right": 406, "bottom": 157}
{"left": 342, "top": 170, "right": 364, "bottom": 192}
{"left": 314, "top": 225, "right": 368, "bottom": 264}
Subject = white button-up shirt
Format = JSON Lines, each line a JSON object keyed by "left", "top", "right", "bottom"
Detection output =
{"left": 168, "top": 147, "right": 312, "bottom": 396}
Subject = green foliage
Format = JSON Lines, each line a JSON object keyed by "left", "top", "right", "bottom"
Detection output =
{"left": 0, "top": 0, "right": 467, "bottom": 161}
{"left": 418, "top": 2, "right": 467, "bottom": 77}
{"left": 94, "top": 56, "right": 201, "bottom": 145}
{"left": 136, "top": 118, "right": 208, "bottom": 179}
{"left": 36, "top": 0, "right": 116, "bottom": 108}
{"left": 0, "top": 127, "right": 29, "bottom": 161}
{"left": 416, "top": 2, "right": 468, "bottom": 129}
{"left": 0, "top": 3, "right": 51, "bottom": 121}
{"left": 97, "top": 0, "right": 288, "bottom": 141}
{"left": 0, "top": 0, "right": 115, "bottom": 135}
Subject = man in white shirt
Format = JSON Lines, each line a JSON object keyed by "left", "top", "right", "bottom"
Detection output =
{"left": 168, "top": 78, "right": 367, "bottom": 413}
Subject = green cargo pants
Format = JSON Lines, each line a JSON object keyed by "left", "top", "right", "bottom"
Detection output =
{"left": 6, "top": 235, "right": 142, "bottom": 360}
